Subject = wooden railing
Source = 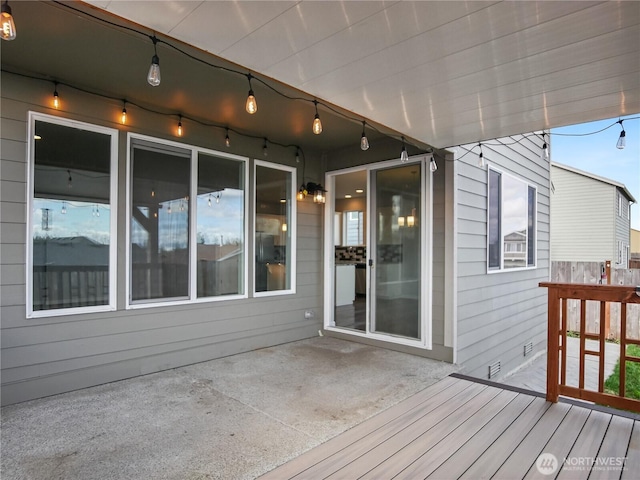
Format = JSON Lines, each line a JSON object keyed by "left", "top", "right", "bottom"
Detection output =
{"left": 540, "top": 282, "right": 640, "bottom": 413}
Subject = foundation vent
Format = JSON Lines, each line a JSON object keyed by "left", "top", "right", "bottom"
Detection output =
{"left": 524, "top": 342, "right": 533, "bottom": 356}
{"left": 488, "top": 361, "right": 501, "bottom": 379}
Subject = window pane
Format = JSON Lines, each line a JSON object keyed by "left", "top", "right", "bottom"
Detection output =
{"left": 131, "top": 145, "right": 190, "bottom": 301}
{"left": 344, "top": 211, "right": 364, "bottom": 245}
{"left": 32, "top": 120, "right": 112, "bottom": 311}
{"left": 197, "top": 153, "right": 245, "bottom": 297}
{"left": 255, "top": 164, "right": 291, "bottom": 292}
{"left": 502, "top": 175, "right": 528, "bottom": 269}
{"left": 488, "top": 169, "right": 501, "bottom": 269}
{"left": 527, "top": 185, "right": 536, "bottom": 267}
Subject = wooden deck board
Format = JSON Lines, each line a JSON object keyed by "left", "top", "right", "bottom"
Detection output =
{"left": 621, "top": 421, "right": 640, "bottom": 480}
{"left": 259, "top": 376, "right": 638, "bottom": 480}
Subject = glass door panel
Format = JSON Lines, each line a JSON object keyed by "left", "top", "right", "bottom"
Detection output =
{"left": 371, "top": 164, "right": 421, "bottom": 339}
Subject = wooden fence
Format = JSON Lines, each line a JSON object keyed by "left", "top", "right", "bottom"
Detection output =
{"left": 551, "top": 261, "right": 640, "bottom": 340}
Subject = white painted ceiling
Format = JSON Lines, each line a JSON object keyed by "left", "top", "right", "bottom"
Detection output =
{"left": 85, "top": 0, "right": 640, "bottom": 149}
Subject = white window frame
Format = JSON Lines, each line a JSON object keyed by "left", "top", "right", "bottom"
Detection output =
{"left": 487, "top": 166, "right": 538, "bottom": 273}
{"left": 126, "top": 133, "right": 249, "bottom": 309}
{"left": 26, "top": 112, "right": 118, "bottom": 318}
{"left": 253, "top": 159, "right": 297, "bottom": 297}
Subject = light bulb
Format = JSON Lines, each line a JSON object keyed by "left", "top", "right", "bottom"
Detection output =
{"left": 542, "top": 142, "right": 549, "bottom": 160}
{"left": 398, "top": 216, "right": 405, "bottom": 227}
{"left": 208, "top": 194, "right": 212, "bottom": 207}
{"left": 177, "top": 117, "right": 183, "bottom": 137}
{"left": 430, "top": 158, "right": 438, "bottom": 172}
{"left": 1, "top": 1, "right": 16, "bottom": 41}
{"left": 61, "top": 202, "right": 67, "bottom": 215}
{"left": 67, "top": 170, "right": 72, "bottom": 189}
{"left": 478, "top": 152, "right": 485, "bottom": 168}
{"left": 617, "top": 130, "right": 626, "bottom": 149}
{"left": 263, "top": 139, "right": 268, "bottom": 157}
{"left": 281, "top": 223, "right": 287, "bottom": 232}
{"left": 216, "top": 193, "right": 221, "bottom": 204}
{"left": 96, "top": 206, "right": 100, "bottom": 217}
{"left": 400, "top": 147, "right": 409, "bottom": 163}
{"left": 313, "top": 114, "right": 322, "bottom": 135}
{"left": 121, "top": 106, "right": 127, "bottom": 125}
{"left": 225, "top": 129, "right": 231, "bottom": 147}
{"left": 295, "top": 150, "right": 300, "bottom": 163}
{"left": 407, "top": 215, "right": 415, "bottom": 227}
{"left": 246, "top": 90, "right": 257, "bottom": 114}
{"left": 53, "top": 88, "right": 59, "bottom": 109}
{"left": 360, "top": 122, "right": 369, "bottom": 150}
{"left": 147, "top": 55, "right": 161, "bottom": 86}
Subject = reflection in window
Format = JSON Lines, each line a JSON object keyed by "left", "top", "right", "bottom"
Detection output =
{"left": 130, "top": 143, "right": 190, "bottom": 302}
{"left": 31, "top": 118, "right": 115, "bottom": 312}
{"left": 488, "top": 167, "right": 537, "bottom": 271}
{"left": 255, "top": 161, "right": 294, "bottom": 293}
{"left": 197, "top": 153, "right": 245, "bottom": 297}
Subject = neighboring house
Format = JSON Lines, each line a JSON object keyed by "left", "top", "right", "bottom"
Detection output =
{"left": 632, "top": 229, "right": 640, "bottom": 257}
{"left": 550, "top": 163, "right": 636, "bottom": 268}
{"left": 0, "top": 3, "right": 551, "bottom": 405}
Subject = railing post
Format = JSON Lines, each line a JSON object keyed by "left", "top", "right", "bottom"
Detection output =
{"left": 546, "top": 285, "right": 560, "bottom": 403}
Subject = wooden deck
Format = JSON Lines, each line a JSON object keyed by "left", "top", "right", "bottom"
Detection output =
{"left": 260, "top": 375, "right": 640, "bottom": 479}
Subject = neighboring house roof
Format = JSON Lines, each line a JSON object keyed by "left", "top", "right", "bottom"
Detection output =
{"left": 551, "top": 162, "right": 636, "bottom": 203}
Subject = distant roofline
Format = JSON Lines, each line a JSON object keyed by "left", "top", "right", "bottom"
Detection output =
{"left": 551, "top": 162, "right": 636, "bottom": 203}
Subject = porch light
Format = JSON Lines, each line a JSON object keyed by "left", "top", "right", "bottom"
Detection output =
{"left": 398, "top": 216, "right": 405, "bottom": 227}
{"left": 400, "top": 137, "right": 409, "bottom": 163}
{"left": 616, "top": 120, "right": 626, "bottom": 149}
{"left": 312, "top": 100, "right": 322, "bottom": 134}
{"left": 1, "top": 1, "right": 16, "bottom": 41}
{"left": 360, "top": 121, "right": 370, "bottom": 151}
{"left": 147, "top": 36, "right": 161, "bottom": 87}
{"left": 245, "top": 74, "right": 257, "bottom": 114}
{"left": 297, "top": 182, "right": 326, "bottom": 204}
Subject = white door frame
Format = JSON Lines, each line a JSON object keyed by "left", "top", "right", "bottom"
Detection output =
{"left": 323, "top": 154, "right": 433, "bottom": 349}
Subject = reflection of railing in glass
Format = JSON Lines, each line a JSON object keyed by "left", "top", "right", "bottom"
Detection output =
{"left": 33, "top": 265, "right": 108, "bottom": 310}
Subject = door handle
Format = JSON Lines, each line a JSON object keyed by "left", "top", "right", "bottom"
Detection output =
{"left": 368, "top": 259, "right": 374, "bottom": 268}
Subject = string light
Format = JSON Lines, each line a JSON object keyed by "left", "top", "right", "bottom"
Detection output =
{"left": 1, "top": 0, "right": 16, "bottom": 41}
{"left": 225, "top": 128, "right": 231, "bottom": 147}
{"left": 263, "top": 138, "right": 268, "bottom": 156}
{"left": 360, "top": 121, "right": 370, "bottom": 151}
{"left": 430, "top": 156, "right": 437, "bottom": 172}
{"left": 541, "top": 132, "right": 549, "bottom": 160}
{"left": 312, "top": 100, "right": 322, "bottom": 135}
{"left": 177, "top": 115, "right": 183, "bottom": 136}
{"left": 208, "top": 193, "right": 212, "bottom": 207}
{"left": 295, "top": 149, "right": 300, "bottom": 163}
{"left": 616, "top": 120, "right": 626, "bottom": 149}
{"left": 245, "top": 73, "right": 257, "bottom": 114}
{"left": 67, "top": 169, "right": 72, "bottom": 189}
{"left": 400, "top": 137, "right": 409, "bottom": 163}
{"left": 478, "top": 143, "right": 485, "bottom": 168}
{"left": 121, "top": 101, "right": 127, "bottom": 125}
{"left": 53, "top": 82, "right": 59, "bottom": 109}
{"left": 61, "top": 201, "right": 67, "bottom": 214}
{"left": 147, "top": 35, "right": 161, "bottom": 87}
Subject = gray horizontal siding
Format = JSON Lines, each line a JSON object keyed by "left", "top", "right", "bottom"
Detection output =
{"left": 1, "top": 72, "right": 324, "bottom": 405}
{"left": 455, "top": 134, "right": 550, "bottom": 380}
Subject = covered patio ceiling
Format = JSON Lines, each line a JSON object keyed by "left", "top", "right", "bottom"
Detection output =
{"left": 2, "top": 1, "right": 639, "bottom": 154}
{"left": 83, "top": 0, "right": 640, "bottom": 149}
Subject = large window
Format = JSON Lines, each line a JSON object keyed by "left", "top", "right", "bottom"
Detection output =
{"left": 28, "top": 113, "right": 117, "bottom": 317}
{"left": 254, "top": 161, "right": 295, "bottom": 295}
{"left": 130, "top": 140, "right": 191, "bottom": 302}
{"left": 488, "top": 167, "right": 537, "bottom": 272}
{"left": 128, "top": 135, "right": 248, "bottom": 306}
{"left": 197, "top": 153, "right": 246, "bottom": 298}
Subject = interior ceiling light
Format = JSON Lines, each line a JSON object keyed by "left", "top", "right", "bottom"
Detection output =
{"left": 1, "top": 1, "right": 16, "bottom": 41}
{"left": 225, "top": 128, "right": 231, "bottom": 147}
{"left": 360, "top": 121, "right": 370, "bottom": 151}
{"left": 147, "top": 35, "right": 161, "bottom": 87}
{"left": 312, "top": 100, "right": 322, "bottom": 135}
{"left": 121, "top": 102, "right": 127, "bottom": 125}
{"left": 245, "top": 73, "right": 257, "bottom": 114}
{"left": 478, "top": 143, "right": 485, "bottom": 168}
{"left": 400, "top": 137, "right": 409, "bottom": 163}
{"left": 355, "top": 189, "right": 364, "bottom": 194}
{"left": 616, "top": 120, "right": 626, "bottom": 149}
{"left": 53, "top": 83, "right": 59, "bottom": 109}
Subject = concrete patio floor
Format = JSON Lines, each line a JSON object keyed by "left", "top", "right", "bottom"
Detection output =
{"left": 1, "top": 336, "right": 456, "bottom": 480}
